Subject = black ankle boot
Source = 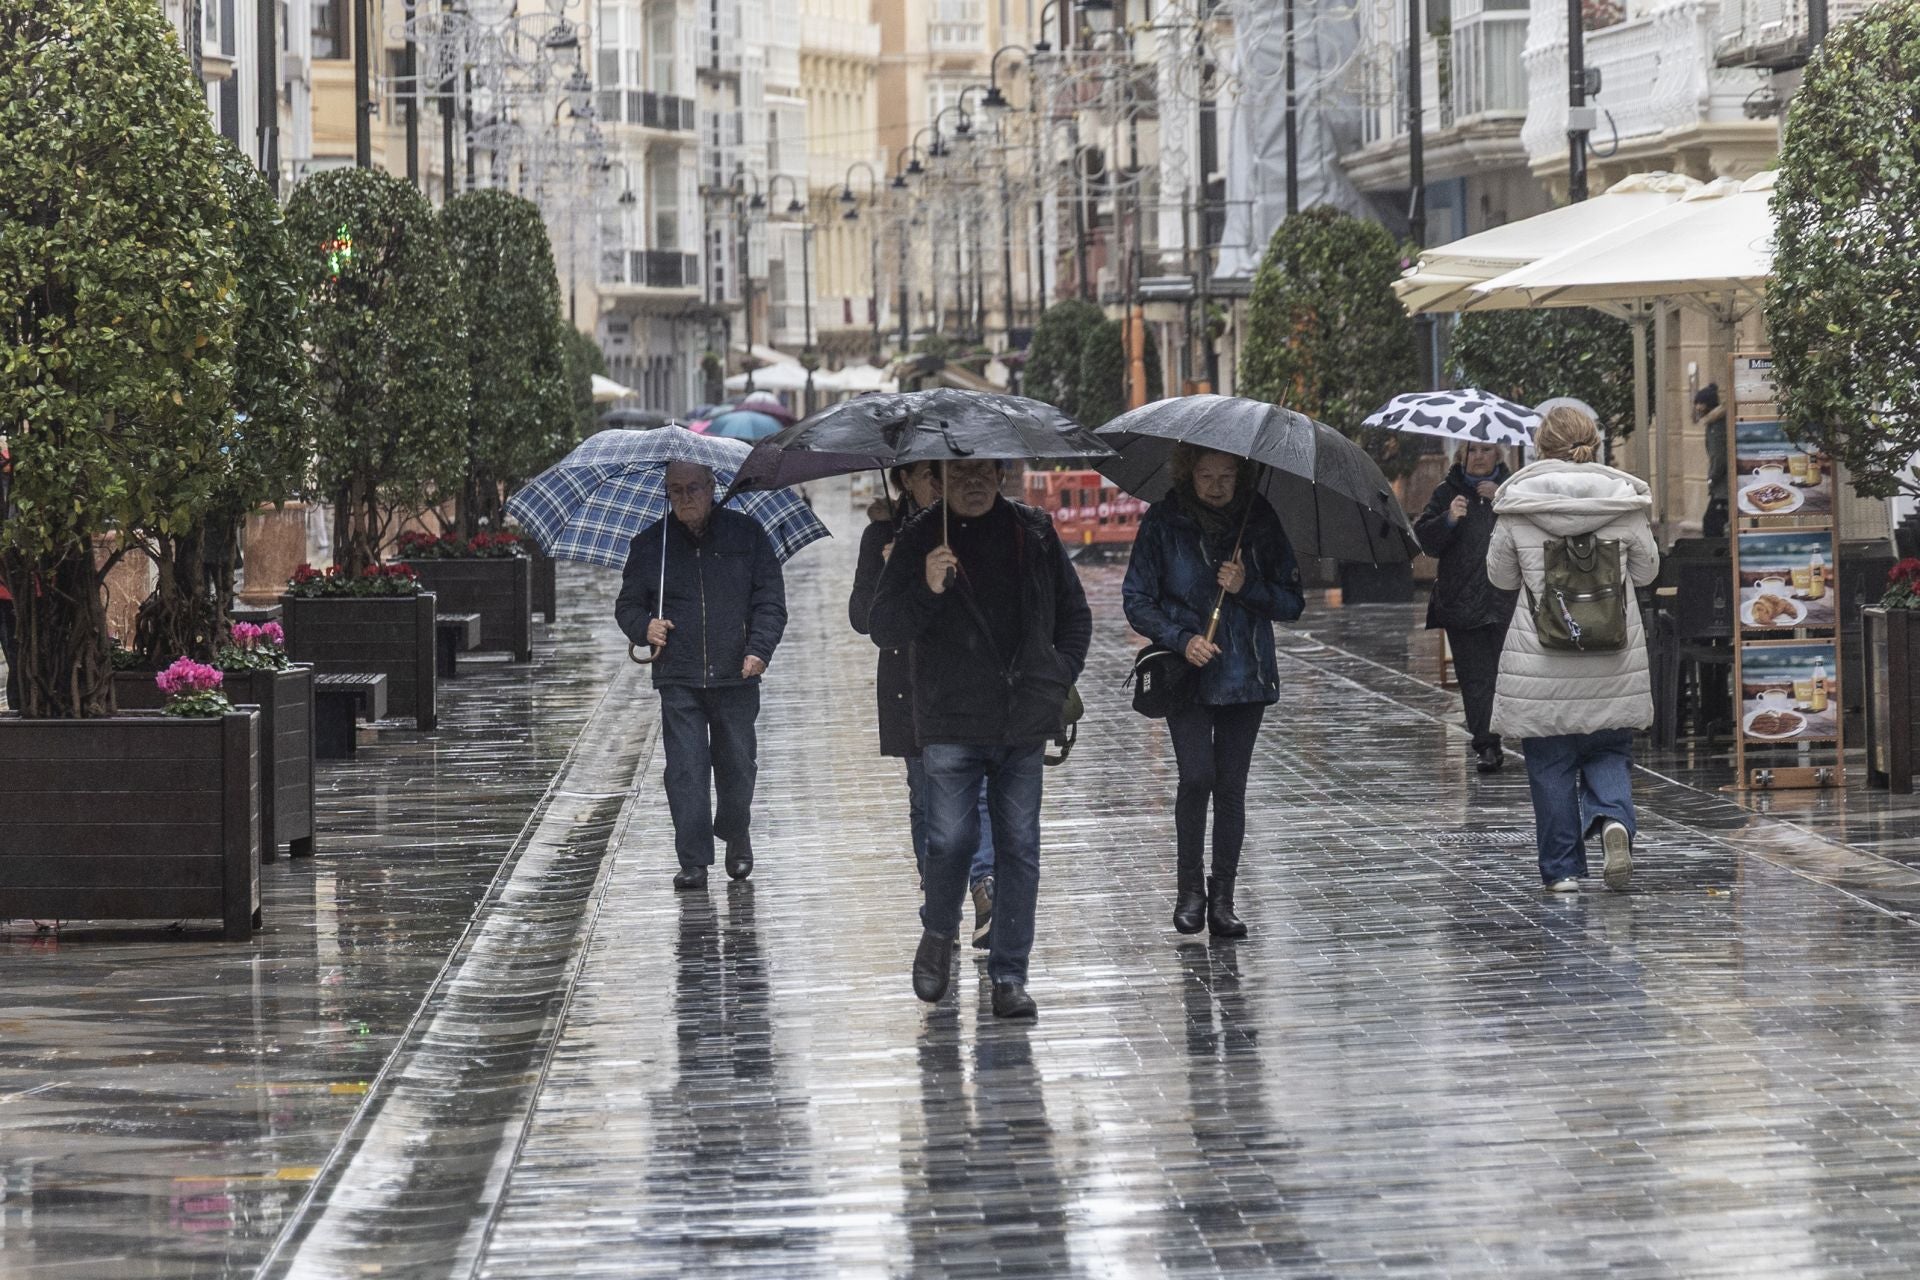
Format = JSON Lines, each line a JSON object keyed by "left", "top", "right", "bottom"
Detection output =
{"left": 1172, "top": 873, "right": 1206, "bottom": 935}
{"left": 1207, "top": 875, "right": 1247, "bottom": 938}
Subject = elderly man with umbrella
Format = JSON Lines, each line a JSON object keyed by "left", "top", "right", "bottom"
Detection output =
{"left": 509, "top": 427, "right": 825, "bottom": 892}
{"left": 733, "top": 389, "right": 1107, "bottom": 1020}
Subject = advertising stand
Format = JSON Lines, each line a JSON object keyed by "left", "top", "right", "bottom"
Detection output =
{"left": 1727, "top": 352, "right": 1845, "bottom": 790}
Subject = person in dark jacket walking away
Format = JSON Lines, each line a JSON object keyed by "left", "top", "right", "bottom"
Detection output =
{"left": 869, "top": 459, "right": 1092, "bottom": 1020}
{"left": 1414, "top": 441, "right": 1518, "bottom": 774}
{"left": 616, "top": 461, "right": 788, "bottom": 891}
{"left": 849, "top": 463, "right": 998, "bottom": 946}
{"left": 1122, "top": 445, "right": 1304, "bottom": 938}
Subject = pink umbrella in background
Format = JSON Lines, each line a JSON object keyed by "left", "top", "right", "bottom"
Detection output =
{"left": 736, "top": 390, "right": 798, "bottom": 423}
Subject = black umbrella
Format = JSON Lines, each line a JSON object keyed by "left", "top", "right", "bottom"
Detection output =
{"left": 598, "top": 407, "right": 670, "bottom": 429}
{"left": 726, "top": 388, "right": 1112, "bottom": 494}
{"left": 1095, "top": 394, "right": 1418, "bottom": 566}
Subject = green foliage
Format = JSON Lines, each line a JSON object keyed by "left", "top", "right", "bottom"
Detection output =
{"left": 1768, "top": 0, "right": 1920, "bottom": 497}
{"left": 1449, "top": 308, "right": 1639, "bottom": 439}
{"left": 284, "top": 168, "right": 468, "bottom": 571}
{"left": 439, "top": 190, "right": 572, "bottom": 532}
{"left": 561, "top": 325, "right": 607, "bottom": 445}
{"left": 1078, "top": 319, "right": 1128, "bottom": 429}
{"left": 1239, "top": 206, "right": 1421, "bottom": 476}
{"left": 1024, "top": 300, "right": 1105, "bottom": 418}
{"left": 0, "top": 0, "right": 244, "bottom": 716}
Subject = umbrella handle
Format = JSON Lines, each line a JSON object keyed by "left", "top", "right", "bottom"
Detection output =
{"left": 1204, "top": 471, "right": 1262, "bottom": 646}
{"left": 628, "top": 641, "right": 662, "bottom": 665}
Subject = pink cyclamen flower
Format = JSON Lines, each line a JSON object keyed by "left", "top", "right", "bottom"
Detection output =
{"left": 231, "top": 622, "right": 261, "bottom": 647}
{"left": 155, "top": 657, "right": 224, "bottom": 698}
{"left": 262, "top": 621, "right": 284, "bottom": 645}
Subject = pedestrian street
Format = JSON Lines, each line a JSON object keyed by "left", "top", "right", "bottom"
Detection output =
{"left": 15, "top": 481, "right": 1920, "bottom": 1278}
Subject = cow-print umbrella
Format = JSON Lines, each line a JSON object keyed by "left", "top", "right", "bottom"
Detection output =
{"left": 1362, "top": 388, "right": 1541, "bottom": 448}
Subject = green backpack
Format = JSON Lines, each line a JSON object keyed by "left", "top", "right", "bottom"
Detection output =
{"left": 1526, "top": 533, "right": 1628, "bottom": 652}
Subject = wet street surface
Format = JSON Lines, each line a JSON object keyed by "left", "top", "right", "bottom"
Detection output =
{"left": 14, "top": 480, "right": 1920, "bottom": 1276}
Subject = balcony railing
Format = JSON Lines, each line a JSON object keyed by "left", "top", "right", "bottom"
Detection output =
{"left": 601, "top": 249, "right": 702, "bottom": 290}
{"left": 1357, "top": 6, "right": 1525, "bottom": 148}
{"left": 1715, "top": 0, "right": 1871, "bottom": 66}
{"left": 597, "top": 89, "right": 696, "bottom": 132}
{"left": 929, "top": 21, "right": 985, "bottom": 53}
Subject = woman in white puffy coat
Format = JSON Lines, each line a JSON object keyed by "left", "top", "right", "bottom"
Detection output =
{"left": 1487, "top": 407, "right": 1660, "bottom": 894}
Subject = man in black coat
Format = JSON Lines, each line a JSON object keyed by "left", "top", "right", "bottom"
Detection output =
{"left": 1414, "top": 441, "right": 1517, "bottom": 773}
{"left": 616, "top": 461, "right": 788, "bottom": 890}
{"left": 868, "top": 458, "right": 1092, "bottom": 1021}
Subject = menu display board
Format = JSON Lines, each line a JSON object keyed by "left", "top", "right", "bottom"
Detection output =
{"left": 1736, "top": 529, "right": 1837, "bottom": 633}
{"left": 1739, "top": 641, "right": 1841, "bottom": 743}
{"left": 1727, "top": 351, "right": 1843, "bottom": 790}
{"left": 1733, "top": 420, "right": 1833, "bottom": 518}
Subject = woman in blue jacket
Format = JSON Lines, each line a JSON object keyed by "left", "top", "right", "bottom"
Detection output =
{"left": 1123, "top": 445, "right": 1304, "bottom": 937}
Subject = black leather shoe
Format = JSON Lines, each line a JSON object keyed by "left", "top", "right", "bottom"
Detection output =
{"left": 1207, "top": 875, "right": 1247, "bottom": 938}
{"left": 912, "top": 930, "right": 956, "bottom": 1003}
{"left": 991, "top": 981, "right": 1038, "bottom": 1019}
{"left": 725, "top": 836, "right": 753, "bottom": 881}
{"left": 1476, "top": 746, "right": 1504, "bottom": 774}
{"left": 1173, "top": 884, "right": 1206, "bottom": 934}
{"left": 672, "top": 866, "right": 708, "bottom": 891}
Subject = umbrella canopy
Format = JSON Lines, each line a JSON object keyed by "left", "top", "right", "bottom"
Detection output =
{"left": 591, "top": 373, "right": 637, "bottom": 403}
{"left": 1467, "top": 172, "right": 1775, "bottom": 314}
{"left": 1362, "top": 389, "right": 1540, "bottom": 448}
{"left": 724, "top": 361, "right": 811, "bottom": 393}
{"left": 598, "top": 407, "right": 669, "bottom": 429}
{"left": 1094, "top": 395, "right": 1417, "bottom": 565}
{"left": 735, "top": 390, "right": 798, "bottom": 422}
{"left": 828, "top": 363, "right": 897, "bottom": 393}
{"left": 706, "top": 409, "right": 787, "bottom": 442}
{"left": 727, "top": 388, "right": 1113, "bottom": 495}
{"left": 1395, "top": 172, "right": 1700, "bottom": 314}
{"left": 506, "top": 425, "right": 829, "bottom": 569}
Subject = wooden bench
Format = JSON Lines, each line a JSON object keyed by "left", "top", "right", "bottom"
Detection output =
{"left": 313, "top": 672, "right": 388, "bottom": 759}
{"left": 435, "top": 612, "right": 482, "bottom": 678}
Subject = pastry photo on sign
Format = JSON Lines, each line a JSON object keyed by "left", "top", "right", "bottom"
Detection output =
{"left": 1733, "top": 420, "right": 1832, "bottom": 518}
{"left": 1738, "top": 640, "right": 1840, "bottom": 744}
{"left": 1735, "top": 529, "right": 1837, "bottom": 632}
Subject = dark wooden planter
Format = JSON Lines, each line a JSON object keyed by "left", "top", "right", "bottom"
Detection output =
{"left": 1864, "top": 607, "right": 1920, "bottom": 792}
{"left": 0, "top": 711, "right": 261, "bottom": 940}
{"left": 530, "top": 547, "right": 558, "bottom": 623}
{"left": 397, "top": 557, "right": 534, "bottom": 661}
{"left": 279, "top": 593, "right": 438, "bottom": 731}
{"left": 115, "top": 666, "right": 315, "bottom": 860}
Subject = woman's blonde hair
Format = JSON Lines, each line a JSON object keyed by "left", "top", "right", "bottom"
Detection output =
{"left": 1536, "top": 406, "right": 1602, "bottom": 464}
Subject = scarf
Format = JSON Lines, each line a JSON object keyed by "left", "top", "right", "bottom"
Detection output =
{"left": 1176, "top": 484, "right": 1252, "bottom": 562}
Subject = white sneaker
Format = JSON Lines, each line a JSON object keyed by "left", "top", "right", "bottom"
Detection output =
{"left": 1545, "top": 878, "right": 1580, "bottom": 894}
{"left": 1600, "top": 820, "right": 1633, "bottom": 892}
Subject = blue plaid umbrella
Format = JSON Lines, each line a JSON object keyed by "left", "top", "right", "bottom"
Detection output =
{"left": 505, "top": 426, "right": 829, "bottom": 571}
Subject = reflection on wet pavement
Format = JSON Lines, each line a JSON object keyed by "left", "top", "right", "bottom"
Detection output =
{"left": 19, "top": 483, "right": 1920, "bottom": 1277}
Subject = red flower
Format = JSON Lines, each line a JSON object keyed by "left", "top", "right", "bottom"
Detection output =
{"left": 1891, "top": 558, "right": 1920, "bottom": 584}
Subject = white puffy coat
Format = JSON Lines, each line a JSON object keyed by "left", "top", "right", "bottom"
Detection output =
{"left": 1485, "top": 460, "right": 1661, "bottom": 741}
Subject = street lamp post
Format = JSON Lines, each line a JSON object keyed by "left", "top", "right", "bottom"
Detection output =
{"left": 733, "top": 168, "right": 767, "bottom": 393}
{"left": 840, "top": 161, "right": 881, "bottom": 363}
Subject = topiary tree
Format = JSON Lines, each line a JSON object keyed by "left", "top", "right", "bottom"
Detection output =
{"left": 0, "top": 0, "right": 243, "bottom": 717}
{"left": 1239, "top": 206, "right": 1421, "bottom": 476}
{"left": 440, "top": 190, "right": 573, "bottom": 534}
{"left": 1077, "top": 319, "right": 1127, "bottom": 429}
{"left": 560, "top": 324, "right": 607, "bottom": 449}
{"left": 285, "top": 167, "right": 468, "bottom": 573}
{"left": 1769, "top": 0, "right": 1920, "bottom": 497}
{"left": 1025, "top": 299, "right": 1105, "bottom": 418}
{"left": 133, "top": 138, "right": 316, "bottom": 669}
{"left": 1450, "top": 307, "right": 1640, "bottom": 439}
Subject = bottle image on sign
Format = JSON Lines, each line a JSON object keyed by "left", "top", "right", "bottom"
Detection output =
{"left": 1807, "top": 553, "right": 1826, "bottom": 601}
{"left": 1811, "top": 662, "right": 1829, "bottom": 713}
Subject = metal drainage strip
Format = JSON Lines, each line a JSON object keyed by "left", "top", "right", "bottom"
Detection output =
{"left": 1432, "top": 829, "right": 1539, "bottom": 847}
{"left": 258, "top": 663, "right": 654, "bottom": 1280}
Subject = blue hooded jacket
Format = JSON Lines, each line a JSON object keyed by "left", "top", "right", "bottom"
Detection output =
{"left": 1122, "top": 493, "right": 1304, "bottom": 706}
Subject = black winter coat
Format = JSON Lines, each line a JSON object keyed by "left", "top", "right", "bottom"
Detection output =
{"left": 849, "top": 499, "right": 917, "bottom": 757}
{"left": 1414, "top": 463, "right": 1517, "bottom": 631}
{"left": 614, "top": 506, "right": 788, "bottom": 688}
{"left": 868, "top": 497, "right": 1093, "bottom": 748}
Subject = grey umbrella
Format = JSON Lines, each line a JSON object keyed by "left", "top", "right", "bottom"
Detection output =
{"left": 1094, "top": 394, "right": 1418, "bottom": 566}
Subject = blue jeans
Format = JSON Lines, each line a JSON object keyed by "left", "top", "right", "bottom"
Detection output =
{"left": 1521, "top": 729, "right": 1636, "bottom": 883}
{"left": 658, "top": 683, "right": 760, "bottom": 869}
{"left": 905, "top": 757, "right": 995, "bottom": 885}
{"left": 921, "top": 742, "right": 1044, "bottom": 985}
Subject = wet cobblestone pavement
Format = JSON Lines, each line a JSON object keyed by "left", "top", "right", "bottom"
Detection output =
{"left": 17, "top": 482, "right": 1920, "bottom": 1276}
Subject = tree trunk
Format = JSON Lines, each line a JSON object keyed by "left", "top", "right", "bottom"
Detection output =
{"left": 134, "top": 522, "right": 228, "bottom": 668}
{"left": 4, "top": 544, "right": 112, "bottom": 719}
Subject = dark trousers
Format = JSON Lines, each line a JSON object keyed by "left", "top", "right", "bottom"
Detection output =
{"left": 1446, "top": 624, "right": 1507, "bottom": 752}
{"left": 659, "top": 683, "right": 760, "bottom": 869}
{"left": 1166, "top": 702, "right": 1266, "bottom": 885}
{"left": 0, "top": 598, "right": 15, "bottom": 711}
{"left": 1521, "top": 729, "right": 1637, "bottom": 883}
{"left": 921, "top": 742, "right": 1043, "bottom": 985}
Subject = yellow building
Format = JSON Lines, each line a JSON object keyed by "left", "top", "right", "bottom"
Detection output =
{"left": 800, "top": 0, "right": 885, "bottom": 361}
